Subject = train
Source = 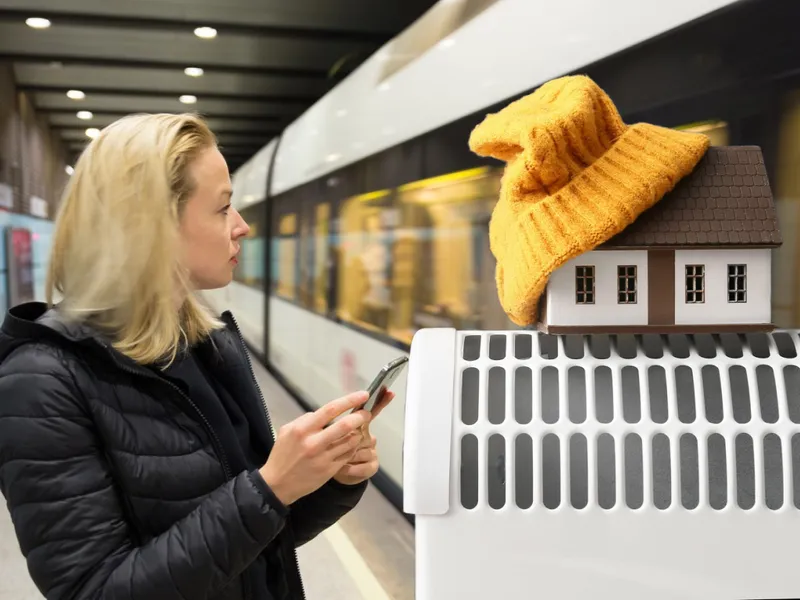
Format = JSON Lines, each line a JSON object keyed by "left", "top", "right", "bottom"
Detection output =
{"left": 201, "top": 0, "right": 800, "bottom": 511}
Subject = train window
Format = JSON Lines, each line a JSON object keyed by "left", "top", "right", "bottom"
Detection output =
{"left": 675, "top": 120, "right": 729, "bottom": 146}
{"left": 389, "top": 166, "right": 512, "bottom": 344}
{"left": 233, "top": 203, "right": 265, "bottom": 289}
{"left": 336, "top": 189, "right": 395, "bottom": 334}
{"left": 330, "top": 166, "right": 519, "bottom": 345}
{"left": 274, "top": 212, "right": 298, "bottom": 301}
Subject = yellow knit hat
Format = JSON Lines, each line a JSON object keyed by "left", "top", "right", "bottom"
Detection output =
{"left": 468, "top": 75, "right": 711, "bottom": 326}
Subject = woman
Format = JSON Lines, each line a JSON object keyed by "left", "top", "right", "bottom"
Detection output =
{"left": 0, "top": 113, "right": 392, "bottom": 599}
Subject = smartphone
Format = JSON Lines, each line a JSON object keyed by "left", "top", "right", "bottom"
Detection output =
{"left": 360, "top": 356, "right": 409, "bottom": 413}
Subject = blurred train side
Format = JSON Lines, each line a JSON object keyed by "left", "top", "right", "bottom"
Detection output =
{"left": 202, "top": 0, "right": 800, "bottom": 509}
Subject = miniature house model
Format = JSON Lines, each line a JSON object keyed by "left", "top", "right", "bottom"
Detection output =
{"left": 539, "top": 146, "right": 782, "bottom": 334}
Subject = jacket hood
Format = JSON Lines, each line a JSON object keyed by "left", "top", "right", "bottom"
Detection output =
{"left": 0, "top": 302, "right": 111, "bottom": 365}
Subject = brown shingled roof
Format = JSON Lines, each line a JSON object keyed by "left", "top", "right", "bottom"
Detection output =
{"left": 602, "top": 146, "right": 782, "bottom": 249}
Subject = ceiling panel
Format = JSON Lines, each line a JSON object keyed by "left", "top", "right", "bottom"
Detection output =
{"left": 14, "top": 64, "right": 329, "bottom": 97}
{"left": 66, "top": 140, "right": 263, "bottom": 159}
{"left": 0, "top": 23, "right": 375, "bottom": 70}
{"left": 33, "top": 92, "right": 300, "bottom": 116}
{"left": 0, "top": 0, "right": 438, "bottom": 166}
{"left": 0, "top": 0, "right": 436, "bottom": 34}
{"left": 61, "top": 129, "right": 266, "bottom": 145}
{"left": 48, "top": 112, "right": 278, "bottom": 132}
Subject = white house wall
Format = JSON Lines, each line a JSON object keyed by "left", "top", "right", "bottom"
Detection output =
{"left": 546, "top": 250, "right": 648, "bottom": 327}
{"left": 674, "top": 248, "right": 772, "bottom": 326}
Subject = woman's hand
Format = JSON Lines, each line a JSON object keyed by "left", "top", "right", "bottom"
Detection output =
{"left": 333, "top": 391, "right": 395, "bottom": 486}
{"left": 259, "top": 392, "right": 371, "bottom": 506}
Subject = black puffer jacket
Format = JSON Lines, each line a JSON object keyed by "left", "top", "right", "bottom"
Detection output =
{"left": 0, "top": 302, "right": 367, "bottom": 599}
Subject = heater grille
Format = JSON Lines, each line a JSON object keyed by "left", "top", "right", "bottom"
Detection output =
{"left": 456, "top": 332, "right": 800, "bottom": 512}
{"left": 405, "top": 328, "right": 800, "bottom": 599}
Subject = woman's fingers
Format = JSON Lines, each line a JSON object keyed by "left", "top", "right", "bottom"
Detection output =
{"left": 330, "top": 432, "right": 364, "bottom": 462}
{"left": 370, "top": 391, "right": 395, "bottom": 419}
{"left": 315, "top": 409, "right": 370, "bottom": 449}
{"left": 336, "top": 459, "right": 379, "bottom": 480}
{"left": 310, "top": 392, "right": 368, "bottom": 429}
{"left": 347, "top": 447, "right": 375, "bottom": 464}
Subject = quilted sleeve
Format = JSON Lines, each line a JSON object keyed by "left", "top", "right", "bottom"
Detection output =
{"left": 0, "top": 350, "right": 288, "bottom": 600}
{"left": 288, "top": 478, "right": 367, "bottom": 547}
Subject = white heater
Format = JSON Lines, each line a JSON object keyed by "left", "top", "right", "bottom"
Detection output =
{"left": 403, "top": 328, "right": 800, "bottom": 600}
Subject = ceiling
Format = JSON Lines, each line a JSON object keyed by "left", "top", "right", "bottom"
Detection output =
{"left": 0, "top": 0, "right": 439, "bottom": 171}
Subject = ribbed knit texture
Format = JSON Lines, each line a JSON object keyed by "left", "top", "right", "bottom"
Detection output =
{"left": 468, "top": 75, "right": 711, "bottom": 326}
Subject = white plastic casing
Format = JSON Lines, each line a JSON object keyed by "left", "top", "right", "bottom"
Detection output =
{"left": 403, "top": 327, "right": 456, "bottom": 516}
{"left": 403, "top": 328, "right": 800, "bottom": 600}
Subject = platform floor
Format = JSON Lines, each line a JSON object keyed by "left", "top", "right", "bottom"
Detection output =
{"left": 0, "top": 353, "right": 415, "bottom": 599}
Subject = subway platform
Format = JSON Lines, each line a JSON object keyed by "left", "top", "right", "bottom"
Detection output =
{"left": 0, "top": 354, "right": 415, "bottom": 600}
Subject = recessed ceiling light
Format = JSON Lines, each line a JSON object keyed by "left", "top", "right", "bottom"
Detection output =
{"left": 326, "top": 153, "right": 342, "bottom": 162}
{"left": 438, "top": 38, "right": 456, "bottom": 49}
{"left": 378, "top": 82, "right": 391, "bottom": 92}
{"left": 85, "top": 127, "right": 100, "bottom": 139}
{"left": 179, "top": 94, "right": 197, "bottom": 104}
{"left": 184, "top": 67, "right": 204, "bottom": 77}
{"left": 66, "top": 89, "right": 85, "bottom": 100}
{"left": 76, "top": 110, "right": 93, "bottom": 120}
{"left": 65, "top": 165, "right": 74, "bottom": 176}
{"left": 336, "top": 109, "right": 347, "bottom": 118}
{"left": 26, "top": 17, "right": 51, "bottom": 29}
{"left": 194, "top": 26, "right": 217, "bottom": 39}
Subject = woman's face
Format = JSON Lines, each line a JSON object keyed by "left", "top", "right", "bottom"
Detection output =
{"left": 179, "top": 146, "right": 250, "bottom": 290}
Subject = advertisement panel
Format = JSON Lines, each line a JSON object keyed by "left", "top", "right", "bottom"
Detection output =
{"left": 5, "top": 227, "right": 34, "bottom": 307}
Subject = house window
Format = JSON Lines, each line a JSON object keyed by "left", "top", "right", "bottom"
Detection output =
{"left": 685, "top": 265, "right": 705, "bottom": 303}
{"left": 617, "top": 265, "right": 637, "bottom": 304}
{"left": 728, "top": 264, "right": 747, "bottom": 303}
{"left": 575, "top": 266, "right": 595, "bottom": 304}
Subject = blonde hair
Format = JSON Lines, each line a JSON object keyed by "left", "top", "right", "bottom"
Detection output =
{"left": 47, "top": 113, "right": 224, "bottom": 365}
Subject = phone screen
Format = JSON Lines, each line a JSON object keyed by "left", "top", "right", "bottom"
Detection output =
{"left": 361, "top": 356, "right": 408, "bottom": 413}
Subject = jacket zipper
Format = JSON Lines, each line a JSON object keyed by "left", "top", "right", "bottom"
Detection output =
{"left": 224, "top": 312, "right": 308, "bottom": 600}
{"left": 222, "top": 313, "right": 276, "bottom": 441}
